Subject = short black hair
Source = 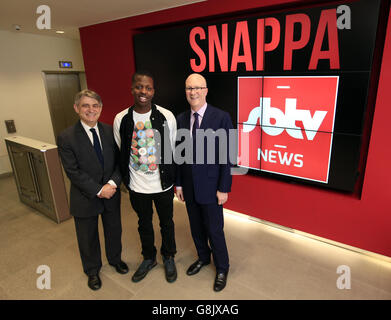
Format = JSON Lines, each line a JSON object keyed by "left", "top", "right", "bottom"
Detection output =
{"left": 132, "top": 70, "right": 155, "bottom": 84}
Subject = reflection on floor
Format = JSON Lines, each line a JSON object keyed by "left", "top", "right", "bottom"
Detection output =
{"left": 0, "top": 175, "right": 391, "bottom": 300}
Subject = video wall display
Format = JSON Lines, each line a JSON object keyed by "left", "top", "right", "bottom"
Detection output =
{"left": 134, "top": 0, "right": 384, "bottom": 192}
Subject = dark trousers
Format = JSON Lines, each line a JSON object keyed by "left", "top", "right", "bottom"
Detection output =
{"left": 129, "top": 187, "right": 176, "bottom": 260}
{"left": 73, "top": 207, "right": 122, "bottom": 276}
{"left": 185, "top": 201, "right": 230, "bottom": 273}
{"left": 183, "top": 176, "right": 229, "bottom": 273}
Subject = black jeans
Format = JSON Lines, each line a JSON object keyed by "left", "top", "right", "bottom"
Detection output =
{"left": 129, "top": 187, "right": 176, "bottom": 260}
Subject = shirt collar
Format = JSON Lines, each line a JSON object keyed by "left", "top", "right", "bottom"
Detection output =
{"left": 191, "top": 103, "right": 207, "bottom": 118}
{"left": 80, "top": 120, "right": 98, "bottom": 133}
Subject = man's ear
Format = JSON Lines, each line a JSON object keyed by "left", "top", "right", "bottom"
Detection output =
{"left": 73, "top": 104, "right": 79, "bottom": 114}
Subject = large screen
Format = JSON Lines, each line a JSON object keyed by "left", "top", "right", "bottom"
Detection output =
{"left": 134, "top": 0, "right": 384, "bottom": 192}
{"left": 238, "top": 75, "right": 339, "bottom": 184}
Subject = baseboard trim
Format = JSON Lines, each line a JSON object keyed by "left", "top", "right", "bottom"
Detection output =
{"left": 223, "top": 207, "right": 391, "bottom": 265}
{"left": 0, "top": 172, "right": 13, "bottom": 178}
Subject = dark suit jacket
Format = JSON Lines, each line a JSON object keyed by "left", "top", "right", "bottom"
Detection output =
{"left": 57, "top": 121, "right": 121, "bottom": 218}
{"left": 176, "top": 104, "right": 233, "bottom": 204}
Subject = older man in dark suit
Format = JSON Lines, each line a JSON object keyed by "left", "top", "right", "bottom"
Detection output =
{"left": 176, "top": 73, "right": 233, "bottom": 292}
{"left": 57, "top": 89, "right": 128, "bottom": 290}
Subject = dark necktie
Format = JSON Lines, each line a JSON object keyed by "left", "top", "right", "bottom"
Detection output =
{"left": 192, "top": 112, "right": 199, "bottom": 138}
{"left": 192, "top": 112, "right": 199, "bottom": 163}
{"left": 90, "top": 128, "right": 104, "bottom": 167}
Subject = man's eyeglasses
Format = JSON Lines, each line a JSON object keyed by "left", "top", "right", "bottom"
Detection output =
{"left": 185, "top": 87, "right": 207, "bottom": 92}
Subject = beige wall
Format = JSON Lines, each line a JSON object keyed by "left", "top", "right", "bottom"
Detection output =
{"left": 0, "top": 30, "right": 85, "bottom": 174}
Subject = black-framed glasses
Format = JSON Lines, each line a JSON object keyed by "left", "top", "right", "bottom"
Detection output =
{"left": 185, "top": 87, "right": 207, "bottom": 92}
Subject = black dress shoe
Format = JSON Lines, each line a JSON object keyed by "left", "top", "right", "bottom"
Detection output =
{"left": 110, "top": 260, "right": 129, "bottom": 274}
{"left": 213, "top": 272, "right": 228, "bottom": 292}
{"left": 88, "top": 274, "right": 102, "bottom": 291}
{"left": 131, "top": 259, "right": 157, "bottom": 283}
{"left": 163, "top": 256, "right": 177, "bottom": 283}
{"left": 186, "top": 259, "right": 210, "bottom": 276}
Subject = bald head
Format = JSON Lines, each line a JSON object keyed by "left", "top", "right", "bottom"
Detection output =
{"left": 185, "top": 73, "right": 208, "bottom": 111}
{"left": 186, "top": 73, "right": 207, "bottom": 87}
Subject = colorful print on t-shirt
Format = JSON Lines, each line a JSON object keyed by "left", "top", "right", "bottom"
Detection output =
{"left": 130, "top": 120, "right": 158, "bottom": 174}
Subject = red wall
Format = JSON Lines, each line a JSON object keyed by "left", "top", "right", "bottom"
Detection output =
{"left": 80, "top": 0, "right": 391, "bottom": 257}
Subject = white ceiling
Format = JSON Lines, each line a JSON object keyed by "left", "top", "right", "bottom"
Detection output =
{"left": 0, "top": 0, "right": 205, "bottom": 40}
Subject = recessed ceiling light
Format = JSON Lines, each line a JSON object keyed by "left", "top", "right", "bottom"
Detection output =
{"left": 56, "top": 30, "right": 65, "bottom": 34}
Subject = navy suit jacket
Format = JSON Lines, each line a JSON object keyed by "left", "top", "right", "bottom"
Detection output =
{"left": 176, "top": 104, "right": 233, "bottom": 204}
{"left": 57, "top": 121, "right": 122, "bottom": 218}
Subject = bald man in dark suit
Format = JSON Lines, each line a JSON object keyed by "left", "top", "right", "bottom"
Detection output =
{"left": 176, "top": 74, "right": 233, "bottom": 292}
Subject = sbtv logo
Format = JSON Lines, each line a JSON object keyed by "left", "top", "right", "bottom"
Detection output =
{"left": 238, "top": 76, "right": 339, "bottom": 183}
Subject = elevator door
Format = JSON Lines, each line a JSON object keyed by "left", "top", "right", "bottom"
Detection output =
{"left": 44, "top": 73, "right": 81, "bottom": 139}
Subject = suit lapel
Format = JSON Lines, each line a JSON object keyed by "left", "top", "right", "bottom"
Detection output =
{"left": 75, "top": 121, "right": 93, "bottom": 149}
{"left": 200, "top": 104, "right": 215, "bottom": 130}
{"left": 75, "top": 120, "right": 103, "bottom": 170}
{"left": 98, "top": 122, "right": 109, "bottom": 164}
{"left": 183, "top": 110, "right": 191, "bottom": 130}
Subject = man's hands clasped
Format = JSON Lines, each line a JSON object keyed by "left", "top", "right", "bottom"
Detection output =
{"left": 98, "top": 183, "right": 117, "bottom": 199}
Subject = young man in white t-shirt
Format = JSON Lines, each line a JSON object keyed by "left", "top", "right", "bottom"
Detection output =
{"left": 113, "top": 71, "right": 177, "bottom": 283}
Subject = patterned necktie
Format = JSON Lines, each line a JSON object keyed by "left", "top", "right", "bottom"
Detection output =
{"left": 90, "top": 128, "right": 104, "bottom": 167}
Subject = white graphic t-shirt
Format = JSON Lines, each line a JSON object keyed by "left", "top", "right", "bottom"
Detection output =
{"left": 129, "top": 110, "right": 163, "bottom": 193}
{"left": 113, "top": 105, "right": 177, "bottom": 194}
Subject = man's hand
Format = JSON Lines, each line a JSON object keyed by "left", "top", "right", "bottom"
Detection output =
{"left": 99, "top": 184, "right": 117, "bottom": 199}
{"left": 176, "top": 188, "right": 185, "bottom": 202}
{"left": 217, "top": 191, "right": 228, "bottom": 205}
